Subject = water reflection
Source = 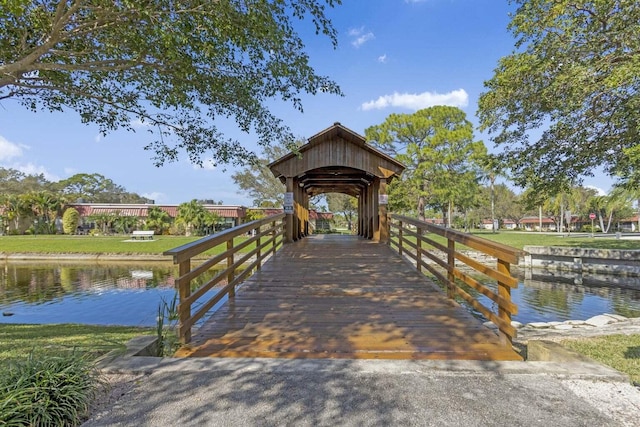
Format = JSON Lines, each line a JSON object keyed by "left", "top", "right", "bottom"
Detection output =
{"left": 2, "top": 263, "right": 640, "bottom": 327}
{"left": 513, "top": 269, "right": 640, "bottom": 323}
{"left": 0, "top": 263, "right": 222, "bottom": 327}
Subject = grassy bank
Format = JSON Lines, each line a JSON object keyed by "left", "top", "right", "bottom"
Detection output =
{"left": 0, "top": 324, "right": 153, "bottom": 361}
{"left": 1, "top": 231, "right": 638, "bottom": 256}
{"left": 0, "top": 235, "right": 250, "bottom": 256}
{"left": 472, "top": 231, "right": 640, "bottom": 251}
{"left": 1, "top": 324, "right": 638, "bottom": 385}
{"left": 562, "top": 335, "right": 640, "bottom": 384}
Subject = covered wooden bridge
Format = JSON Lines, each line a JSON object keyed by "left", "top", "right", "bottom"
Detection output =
{"left": 165, "top": 123, "right": 524, "bottom": 361}
{"left": 268, "top": 122, "right": 404, "bottom": 243}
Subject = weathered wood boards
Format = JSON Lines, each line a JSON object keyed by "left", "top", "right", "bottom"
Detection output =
{"left": 175, "top": 235, "right": 522, "bottom": 361}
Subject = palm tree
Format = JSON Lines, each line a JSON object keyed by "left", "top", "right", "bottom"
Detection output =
{"left": 25, "top": 191, "right": 64, "bottom": 234}
{"left": 1, "top": 194, "right": 29, "bottom": 233}
{"left": 146, "top": 206, "right": 172, "bottom": 235}
{"left": 177, "top": 200, "right": 207, "bottom": 236}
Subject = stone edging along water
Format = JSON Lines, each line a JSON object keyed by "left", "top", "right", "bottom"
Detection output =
{"left": 484, "top": 314, "right": 640, "bottom": 343}
{"left": 522, "top": 246, "right": 640, "bottom": 276}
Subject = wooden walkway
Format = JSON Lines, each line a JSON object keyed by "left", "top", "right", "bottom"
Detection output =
{"left": 175, "top": 235, "right": 522, "bottom": 360}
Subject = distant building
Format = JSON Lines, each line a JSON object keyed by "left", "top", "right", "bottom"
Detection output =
{"left": 618, "top": 215, "right": 640, "bottom": 232}
{"left": 68, "top": 203, "right": 246, "bottom": 231}
{"left": 480, "top": 219, "right": 517, "bottom": 230}
{"left": 248, "top": 207, "right": 334, "bottom": 232}
{"left": 66, "top": 203, "right": 334, "bottom": 234}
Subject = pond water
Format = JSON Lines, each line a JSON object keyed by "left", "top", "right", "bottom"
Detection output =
{"left": 0, "top": 263, "right": 224, "bottom": 327}
{"left": 1, "top": 263, "right": 640, "bottom": 326}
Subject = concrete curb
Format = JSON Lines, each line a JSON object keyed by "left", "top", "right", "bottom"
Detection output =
{"left": 97, "top": 336, "right": 629, "bottom": 383}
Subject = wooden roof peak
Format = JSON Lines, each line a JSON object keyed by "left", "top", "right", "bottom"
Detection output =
{"left": 268, "top": 122, "right": 405, "bottom": 179}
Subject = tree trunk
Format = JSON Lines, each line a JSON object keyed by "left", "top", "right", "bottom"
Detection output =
{"left": 417, "top": 195, "right": 425, "bottom": 222}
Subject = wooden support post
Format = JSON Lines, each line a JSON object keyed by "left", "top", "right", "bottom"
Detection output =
{"left": 398, "top": 220, "right": 403, "bottom": 256}
{"left": 271, "top": 220, "right": 277, "bottom": 254}
{"left": 285, "top": 177, "right": 294, "bottom": 243}
{"left": 378, "top": 178, "right": 388, "bottom": 243}
{"left": 177, "top": 259, "right": 191, "bottom": 344}
{"left": 447, "top": 239, "right": 455, "bottom": 299}
{"left": 358, "top": 193, "right": 364, "bottom": 237}
{"left": 227, "top": 239, "right": 235, "bottom": 297}
{"left": 416, "top": 227, "right": 422, "bottom": 272}
{"left": 367, "top": 184, "right": 374, "bottom": 239}
{"left": 497, "top": 259, "right": 513, "bottom": 346}
{"left": 256, "top": 226, "right": 262, "bottom": 270}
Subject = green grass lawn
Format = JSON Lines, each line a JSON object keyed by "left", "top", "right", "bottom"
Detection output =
{"left": 2, "top": 230, "right": 638, "bottom": 255}
{"left": 471, "top": 231, "right": 640, "bottom": 250}
{"left": 0, "top": 234, "right": 252, "bottom": 256}
{"left": 395, "top": 230, "right": 640, "bottom": 251}
{"left": 0, "top": 324, "right": 153, "bottom": 362}
{"left": 562, "top": 334, "right": 640, "bottom": 384}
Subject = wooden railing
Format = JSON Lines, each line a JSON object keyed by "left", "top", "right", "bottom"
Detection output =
{"left": 164, "top": 214, "right": 286, "bottom": 344}
{"left": 389, "top": 214, "right": 525, "bottom": 345}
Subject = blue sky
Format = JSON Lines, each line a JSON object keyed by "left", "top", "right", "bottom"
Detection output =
{"left": 0, "top": 0, "right": 612, "bottom": 206}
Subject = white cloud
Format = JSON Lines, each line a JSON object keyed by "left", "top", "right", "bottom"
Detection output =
{"left": 142, "top": 192, "right": 166, "bottom": 203}
{"left": 94, "top": 134, "right": 102, "bottom": 143}
{"left": 14, "top": 162, "right": 60, "bottom": 182}
{"left": 131, "top": 118, "right": 150, "bottom": 129}
{"left": 64, "top": 167, "right": 77, "bottom": 176}
{"left": 193, "top": 158, "right": 217, "bottom": 171}
{"left": 378, "top": 54, "right": 387, "bottom": 63}
{"left": 585, "top": 185, "right": 607, "bottom": 196}
{"left": 361, "top": 88, "right": 469, "bottom": 111}
{"left": 349, "top": 27, "right": 375, "bottom": 48}
{"left": 0, "top": 135, "right": 25, "bottom": 161}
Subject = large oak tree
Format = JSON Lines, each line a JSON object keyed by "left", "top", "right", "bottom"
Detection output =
{"left": 0, "top": 0, "right": 342, "bottom": 166}
{"left": 478, "top": 0, "right": 640, "bottom": 199}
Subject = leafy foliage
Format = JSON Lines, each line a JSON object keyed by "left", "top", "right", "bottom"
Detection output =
{"left": 146, "top": 206, "right": 173, "bottom": 235}
{"left": 232, "top": 139, "right": 303, "bottom": 206}
{"left": 0, "top": 352, "right": 102, "bottom": 426}
{"left": 0, "top": 0, "right": 342, "bottom": 166}
{"left": 365, "top": 106, "right": 486, "bottom": 224}
{"left": 176, "top": 199, "right": 220, "bottom": 236}
{"left": 325, "top": 193, "right": 356, "bottom": 231}
{"left": 478, "top": 0, "right": 640, "bottom": 196}
{"left": 55, "top": 173, "right": 148, "bottom": 203}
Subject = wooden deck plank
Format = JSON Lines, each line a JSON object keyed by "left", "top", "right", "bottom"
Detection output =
{"left": 176, "top": 235, "right": 522, "bottom": 361}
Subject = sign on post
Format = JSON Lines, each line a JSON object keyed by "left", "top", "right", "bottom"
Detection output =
{"left": 284, "top": 192, "right": 294, "bottom": 215}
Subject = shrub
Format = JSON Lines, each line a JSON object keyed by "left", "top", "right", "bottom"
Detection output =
{"left": 0, "top": 353, "right": 103, "bottom": 426}
{"left": 63, "top": 207, "right": 80, "bottom": 234}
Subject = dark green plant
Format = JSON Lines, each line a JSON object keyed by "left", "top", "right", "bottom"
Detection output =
{"left": 156, "top": 293, "right": 179, "bottom": 356}
{"left": 0, "top": 352, "right": 103, "bottom": 426}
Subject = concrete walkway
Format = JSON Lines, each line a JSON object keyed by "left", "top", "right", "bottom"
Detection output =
{"left": 83, "top": 354, "right": 640, "bottom": 426}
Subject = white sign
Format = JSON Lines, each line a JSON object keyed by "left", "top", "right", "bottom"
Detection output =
{"left": 284, "top": 192, "right": 294, "bottom": 207}
{"left": 378, "top": 194, "right": 388, "bottom": 205}
{"left": 284, "top": 205, "right": 294, "bottom": 214}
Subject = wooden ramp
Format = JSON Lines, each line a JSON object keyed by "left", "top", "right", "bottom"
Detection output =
{"left": 175, "top": 235, "right": 522, "bottom": 361}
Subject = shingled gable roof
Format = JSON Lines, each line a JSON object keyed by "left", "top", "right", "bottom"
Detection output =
{"left": 268, "top": 122, "right": 405, "bottom": 180}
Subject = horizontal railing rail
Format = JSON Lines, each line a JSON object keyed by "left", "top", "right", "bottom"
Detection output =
{"left": 164, "top": 214, "right": 286, "bottom": 344}
{"left": 389, "top": 214, "right": 526, "bottom": 345}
